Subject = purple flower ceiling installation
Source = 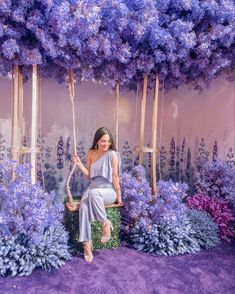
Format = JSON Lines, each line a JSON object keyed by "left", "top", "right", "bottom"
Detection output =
{"left": 0, "top": 0, "right": 234, "bottom": 90}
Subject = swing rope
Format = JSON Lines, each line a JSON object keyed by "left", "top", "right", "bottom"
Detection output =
{"left": 66, "top": 69, "right": 77, "bottom": 205}
{"left": 65, "top": 73, "right": 123, "bottom": 210}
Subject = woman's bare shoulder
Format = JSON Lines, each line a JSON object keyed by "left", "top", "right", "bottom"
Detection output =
{"left": 87, "top": 149, "right": 93, "bottom": 158}
{"left": 87, "top": 149, "right": 96, "bottom": 159}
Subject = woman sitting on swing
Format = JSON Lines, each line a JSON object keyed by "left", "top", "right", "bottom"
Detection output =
{"left": 73, "top": 127, "right": 122, "bottom": 263}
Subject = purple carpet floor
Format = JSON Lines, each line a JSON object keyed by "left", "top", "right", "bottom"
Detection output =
{"left": 1, "top": 242, "right": 235, "bottom": 294}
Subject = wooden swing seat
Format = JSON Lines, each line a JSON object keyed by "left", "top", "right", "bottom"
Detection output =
{"left": 65, "top": 200, "right": 124, "bottom": 212}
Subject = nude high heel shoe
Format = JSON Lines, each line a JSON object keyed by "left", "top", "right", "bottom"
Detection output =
{"left": 84, "top": 241, "right": 93, "bottom": 263}
{"left": 101, "top": 219, "right": 113, "bottom": 244}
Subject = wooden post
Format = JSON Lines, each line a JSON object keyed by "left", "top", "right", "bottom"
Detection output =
{"left": 31, "top": 64, "right": 38, "bottom": 184}
{"left": 139, "top": 74, "right": 148, "bottom": 165}
{"left": 115, "top": 80, "right": 120, "bottom": 150}
{"left": 151, "top": 75, "right": 159, "bottom": 194}
{"left": 135, "top": 74, "right": 160, "bottom": 195}
{"left": 18, "top": 69, "right": 24, "bottom": 163}
{"left": 11, "top": 65, "right": 19, "bottom": 162}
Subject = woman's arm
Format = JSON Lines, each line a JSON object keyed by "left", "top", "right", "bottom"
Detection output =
{"left": 111, "top": 153, "right": 122, "bottom": 203}
{"left": 73, "top": 151, "right": 91, "bottom": 178}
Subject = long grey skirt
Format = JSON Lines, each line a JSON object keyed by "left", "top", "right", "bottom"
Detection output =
{"left": 78, "top": 176, "right": 116, "bottom": 242}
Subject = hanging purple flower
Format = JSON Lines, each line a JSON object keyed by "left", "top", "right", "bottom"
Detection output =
{"left": 0, "top": 0, "right": 234, "bottom": 89}
{"left": 20, "top": 48, "right": 42, "bottom": 65}
{"left": 2, "top": 38, "right": 20, "bottom": 59}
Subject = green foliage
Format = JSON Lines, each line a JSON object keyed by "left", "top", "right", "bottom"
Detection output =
{"left": 65, "top": 206, "right": 121, "bottom": 252}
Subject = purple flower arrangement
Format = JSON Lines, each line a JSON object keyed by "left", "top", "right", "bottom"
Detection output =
{"left": 0, "top": 161, "right": 63, "bottom": 244}
{"left": 121, "top": 166, "right": 220, "bottom": 255}
{"left": 121, "top": 165, "right": 152, "bottom": 221}
{"left": 0, "top": 0, "right": 234, "bottom": 90}
{"left": 150, "top": 180, "right": 188, "bottom": 226}
{"left": 187, "top": 193, "right": 235, "bottom": 241}
{"left": 195, "top": 160, "right": 235, "bottom": 206}
{"left": 0, "top": 161, "right": 71, "bottom": 276}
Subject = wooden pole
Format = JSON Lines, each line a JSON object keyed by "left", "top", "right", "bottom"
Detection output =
{"left": 31, "top": 64, "right": 38, "bottom": 184}
{"left": 11, "top": 65, "right": 19, "bottom": 162}
{"left": 151, "top": 75, "right": 159, "bottom": 194}
{"left": 139, "top": 74, "right": 148, "bottom": 165}
{"left": 18, "top": 69, "right": 24, "bottom": 163}
{"left": 115, "top": 80, "right": 120, "bottom": 150}
{"left": 135, "top": 74, "right": 160, "bottom": 194}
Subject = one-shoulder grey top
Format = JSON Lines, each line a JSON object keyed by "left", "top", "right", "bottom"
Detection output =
{"left": 90, "top": 150, "right": 121, "bottom": 184}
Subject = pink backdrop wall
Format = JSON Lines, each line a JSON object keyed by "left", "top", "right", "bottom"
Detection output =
{"left": 0, "top": 73, "right": 234, "bottom": 161}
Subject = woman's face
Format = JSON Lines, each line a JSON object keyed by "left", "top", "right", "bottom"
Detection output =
{"left": 97, "top": 134, "right": 111, "bottom": 152}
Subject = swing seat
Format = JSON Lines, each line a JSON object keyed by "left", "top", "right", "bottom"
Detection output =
{"left": 65, "top": 200, "right": 124, "bottom": 211}
{"left": 65, "top": 201, "right": 79, "bottom": 212}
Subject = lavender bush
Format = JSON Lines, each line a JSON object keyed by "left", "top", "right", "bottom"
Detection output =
{"left": 187, "top": 193, "right": 235, "bottom": 241}
{"left": 195, "top": 160, "right": 235, "bottom": 206}
{"left": 149, "top": 180, "right": 188, "bottom": 225}
{"left": 129, "top": 209, "right": 220, "bottom": 256}
{"left": 121, "top": 166, "right": 220, "bottom": 255}
{"left": 187, "top": 209, "right": 220, "bottom": 249}
{"left": 121, "top": 165, "right": 152, "bottom": 221}
{"left": 0, "top": 224, "right": 70, "bottom": 277}
{"left": 0, "top": 161, "right": 71, "bottom": 277}
{"left": 129, "top": 218, "right": 201, "bottom": 256}
{"left": 0, "top": 235, "right": 35, "bottom": 277}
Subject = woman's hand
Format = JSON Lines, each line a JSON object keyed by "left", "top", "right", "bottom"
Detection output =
{"left": 73, "top": 154, "right": 82, "bottom": 167}
{"left": 116, "top": 194, "right": 122, "bottom": 204}
{"left": 72, "top": 153, "right": 90, "bottom": 178}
